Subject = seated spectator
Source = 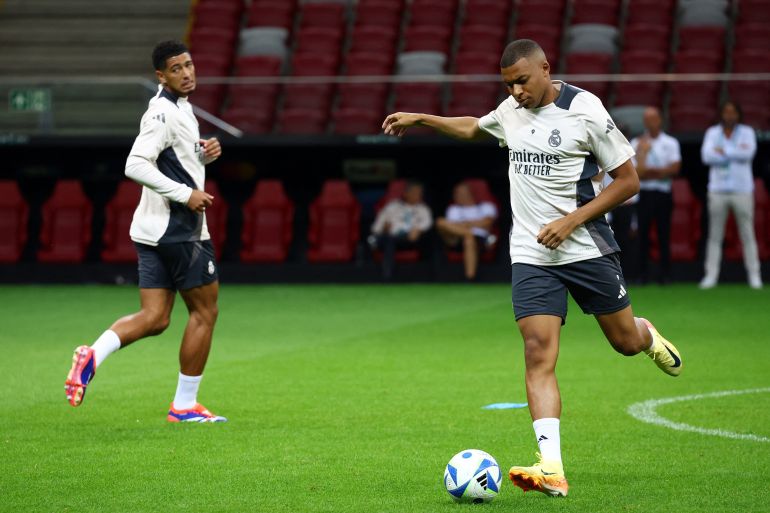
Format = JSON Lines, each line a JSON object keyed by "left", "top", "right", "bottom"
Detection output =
{"left": 436, "top": 182, "right": 498, "bottom": 280}
{"left": 368, "top": 181, "right": 432, "bottom": 279}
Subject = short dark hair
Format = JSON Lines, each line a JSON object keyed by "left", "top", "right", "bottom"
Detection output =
{"left": 405, "top": 180, "right": 423, "bottom": 191}
{"left": 720, "top": 100, "right": 743, "bottom": 122}
{"left": 500, "top": 39, "right": 544, "bottom": 68}
{"left": 152, "top": 40, "right": 189, "bottom": 71}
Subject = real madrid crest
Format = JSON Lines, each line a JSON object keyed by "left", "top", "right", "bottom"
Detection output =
{"left": 548, "top": 129, "right": 561, "bottom": 148}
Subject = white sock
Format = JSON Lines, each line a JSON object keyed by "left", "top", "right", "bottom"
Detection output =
{"left": 533, "top": 417, "right": 562, "bottom": 464}
{"left": 172, "top": 373, "right": 202, "bottom": 410}
{"left": 91, "top": 330, "right": 121, "bottom": 368}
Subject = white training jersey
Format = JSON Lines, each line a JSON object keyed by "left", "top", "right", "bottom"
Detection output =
{"left": 446, "top": 202, "right": 498, "bottom": 237}
{"left": 125, "top": 85, "right": 210, "bottom": 246}
{"left": 630, "top": 131, "right": 681, "bottom": 193}
{"left": 701, "top": 123, "right": 757, "bottom": 194}
{"left": 478, "top": 81, "right": 635, "bottom": 266}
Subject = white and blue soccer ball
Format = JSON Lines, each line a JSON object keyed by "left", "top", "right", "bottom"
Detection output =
{"left": 443, "top": 449, "right": 502, "bottom": 503}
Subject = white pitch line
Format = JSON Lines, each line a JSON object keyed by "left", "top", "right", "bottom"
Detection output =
{"left": 627, "top": 388, "right": 770, "bottom": 443}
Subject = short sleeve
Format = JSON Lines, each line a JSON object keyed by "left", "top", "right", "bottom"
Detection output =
{"left": 446, "top": 205, "right": 461, "bottom": 221}
{"left": 478, "top": 110, "right": 507, "bottom": 148}
{"left": 666, "top": 136, "right": 682, "bottom": 166}
{"left": 577, "top": 94, "right": 635, "bottom": 173}
{"left": 480, "top": 202, "right": 497, "bottom": 219}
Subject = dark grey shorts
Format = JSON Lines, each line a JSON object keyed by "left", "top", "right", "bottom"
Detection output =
{"left": 135, "top": 240, "right": 218, "bottom": 291}
{"left": 511, "top": 253, "right": 630, "bottom": 324}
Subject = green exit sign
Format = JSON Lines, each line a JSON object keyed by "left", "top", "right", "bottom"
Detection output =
{"left": 9, "top": 88, "right": 51, "bottom": 112}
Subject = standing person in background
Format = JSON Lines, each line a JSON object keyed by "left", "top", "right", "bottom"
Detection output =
{"left": 64, "top": 41, "right": 227, "bottom": 422}
{"left": 631, "top": 107, "right": 681, "bottom": 284}
{"left": 368, "top": 181, "right": 433, "bottom": 280}
{"left": 700, "top": 101, "right": 762, "bottom": 289}
{"left": 436, "top": 182, "right": 498, "bottom": 280}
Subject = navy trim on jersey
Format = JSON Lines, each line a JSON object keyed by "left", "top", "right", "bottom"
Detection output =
{"left": 156, "top": 147, "right": 203, "bottom": 243}
{"left": 554, "top": 82, "right": 582, "bottom": 110}
{"left": 576, "top": 156, "right": 620, "bottom": 255}
{"left": 160, "top": 88, "right": 179, "bottom": 106}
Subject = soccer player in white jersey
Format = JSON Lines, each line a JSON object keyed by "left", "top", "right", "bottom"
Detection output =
{"left": 64, "top": 41, "right": 226, "bottom": 422}
{"left": 383, "top": 39, "right": 683, "bottom": 496}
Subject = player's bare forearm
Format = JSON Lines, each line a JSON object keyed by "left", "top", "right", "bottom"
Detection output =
{"left": 382, "top": 112, "right": 487, "bottom": 140}
{"left": 537, "top": 160, "right": 639, "bottom": 249}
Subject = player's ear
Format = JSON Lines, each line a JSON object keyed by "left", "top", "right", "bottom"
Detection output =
{"left": 155, "top": 69, "right": 166, "bottom": 85}
{"left": 542, "top": 60, "right": 550, "bottom": 76}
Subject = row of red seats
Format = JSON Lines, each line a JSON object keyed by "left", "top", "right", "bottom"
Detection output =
{"left": 0, "top": 178, "right": 497, "bottom": 264}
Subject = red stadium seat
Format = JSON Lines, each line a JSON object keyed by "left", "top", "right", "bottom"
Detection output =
{"left": 514, "top": 24, "right": 561, "bottom": 63}
{"left": 733, "top": 23, "right": 770, "bottom": 51}
{"left": 192, "top": 2, "right": 242, "bottom": 31}
{"left": 240, "top": 180, "right": 294, "bottom": 262}
{"left": 221, "top": 106, "right": 275, "bottom": 135}
{"left": 404, "top": 25, "right": 452, "bottom": 53}
{"left": 101, "top": 181, "right": 141, "bottom": 263}
{"left": 620, "top": 50, "right": 668, "bottom": 73}
{"left": 738, "top": 0, "right": 770, "bottom": 24}
{"left": 349, "top": 25, "right": 398, "bottom": 53}
{"left": 307, "top": 180, "right": 361, "bottom": 262}
{"left": 188, "top": 27, "right": 238, "bottom": 57}
{"left": 394, "top": 83, "right": 443, "bottom": 114}
{"left": 673, "top": 51, "right": 723, "bottom": 73}
{"left": 354, "top": 1, "right": 402, "bottom": 29}
{"left": 668, "top": 105, "right": 717, "bottom": 133}
{"left": 454, "top": 52, "right": 500, "bottom": 74}
{"left": 276, "top": 107, "right": 328, "bottom": 134}
{"left": 626, "top": 0, "right": 674, "bottom": 27}
{"left": 650, "top": 179, "right": 701, "bottom": 262}
{"left": 37, "top": 180, "right": 93, "bottom": 263}
{"left": 332, "top": 109, "right": 384, "bottom": 134}
{"left": 228, "top": 55, "right": 283, "bottom": 108}
{"left": 445, "top": 178, "right": 500, "bottom": 263}
{"left": 295, "top": 27, "right": 344, "bottom": 55}
{"left": 283, "top": 53, "right": 339, "bottom": 112}
{"left": 0, "top": 180, "right": 29, "bottom": 263}
{"left": 247, "top": 1, "right": 295, "bottom": 30}
{"left": 565, "top": 53, "right": 613, "bottom": 74}
{"left": 613, "top": 82, "right": 664, "bottom": 107}
{"left": 669, "top": 82, "right": 720, "bottom": 109}
{"left": 516, "top": 0, "right": 565, "bottom": 26}
{"left": 409, "top": 0, "right": 458, "bottom": 28}
{"left": 300, "top": 3, "right": 345, "bottom": 29}
{"left": 463, "top": 0, "right": 511, "bottom": 26}
{"left": 458, "top": 24, "right": 507, "bottom": 54}
{"left": 622, "top": 25, "right": 671, "bottom": 54}
{"left": 204, "top": 180, "right": 228, "bottom": 259}
{"left": 740, "top": 104, "right": 770, "bottom": 131}
{"left": 732, "top": 49, "right": 770, "bottom": 72}
{"left": 338, "top": 52, "right": 392, "bottom": 112}
{"left": 678, "top": 26, "right": 726, "bottom": 56}
{"left": 192, "top": 54, "right": 233, "bottom": 114}
{"left": 571, "top": 0, "right": 621, "bottom": 25}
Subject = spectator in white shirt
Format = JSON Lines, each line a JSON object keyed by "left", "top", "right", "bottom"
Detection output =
{"left": 631, "top": 107, "right": 681, "bottom": 284}
{"left": 437, "top": 183, "right": 498, "bottom": 280}
{"left": 369, "top": 181, "right": 433, "bottom": 279}
{"left": 699, "top": 101, "right": 762, "bottom": 289}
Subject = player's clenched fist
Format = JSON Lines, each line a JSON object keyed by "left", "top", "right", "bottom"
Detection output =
{"left": 382, "top": 112, "right": 422, "bottom": 137}
{"left": 200, "top": 137, "right": 222, "bottom": 161}
{"left": 187, "top": 189, "right": 214, "bottom": 213}
{"left": 537, "top": 216, "right": 579, "bottom": 250}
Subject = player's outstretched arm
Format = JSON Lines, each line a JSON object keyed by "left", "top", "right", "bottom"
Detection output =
{"left": 382, "top": 112, "right": 487, "bottom": 141}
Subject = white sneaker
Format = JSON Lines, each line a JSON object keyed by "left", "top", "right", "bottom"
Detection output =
{"left": 699, "top": 276, "right": 717, "bottom": 289}
{"left": 749, "top": 275, "right": 763, "bottom": 289}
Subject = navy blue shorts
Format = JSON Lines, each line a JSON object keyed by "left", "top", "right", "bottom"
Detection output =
{"left": 135, "top": 240, "right": 218, "bottom": 291}
{"left": 511, "top": 253, "right": 630, "bottom": 324}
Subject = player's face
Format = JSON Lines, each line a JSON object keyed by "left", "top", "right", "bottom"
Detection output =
{"left": 721, "top": 103, "right": 739, "bottom": 127}
{"left": 501, "top": 57, "right": 550, "bottom": 109}
{"left": 157, "top": 53, "right": 196, "bottom": 97}
{"left": 643, "top": 108, "right": 662, "bottom": 135}
{"left": 453, "top": 184, "right": 474, "bottom": 205}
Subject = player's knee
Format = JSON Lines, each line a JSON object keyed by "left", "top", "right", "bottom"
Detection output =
{"left": 191, "top": 304, "right": 218, "bottom": 326}
{"left": 144, "top": 312, "right": 170, "bottom": 336}
{"left": 522, "top": 336, "right": 556, "bottom": 370}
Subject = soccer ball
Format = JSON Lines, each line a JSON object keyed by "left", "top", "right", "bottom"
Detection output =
{"left": 443, "top": 449, "right": 502, "bottom": 503}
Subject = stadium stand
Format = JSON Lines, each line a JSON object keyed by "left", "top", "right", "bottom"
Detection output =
{"left": 372, "top": 180, "right": 421, "bottom": 263}
{"left": 0, "top": 181, "right": 29, "bottom": 263}
{"left": 101, "top": 181, "right": 142, "bottom": 263}
{"left": 205, "top": 180, "right": 229, "bottom": 259}
{"left": 648, "top": 179, "right": 702, "bottom": 262}
{"left": 240, "top": 180, "right": 295, "bottom": 263}
{"left": 37, "top": 180, "right": 93, "bottom": 263}
{"left": 307, "top": 180, "right": 361, "bottom": 262}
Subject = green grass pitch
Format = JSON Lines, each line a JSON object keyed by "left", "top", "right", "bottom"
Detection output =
{"left": 1, "top": 283, "right": 768, "bottom": 512}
